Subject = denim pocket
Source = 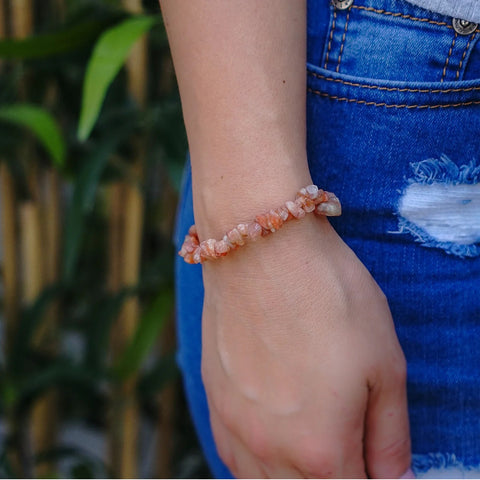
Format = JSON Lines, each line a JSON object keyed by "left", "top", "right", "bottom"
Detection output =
{"left": 308, "top": 0, "right": 480, "bottom": 82}
{"left": 306, "top": 63, "right": 480, "bottom": 258}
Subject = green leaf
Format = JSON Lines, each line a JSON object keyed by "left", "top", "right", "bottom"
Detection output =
{"left": 0, "top": 19, "right": 113, "bottom": 59}
{"left": 0, "top": 104, "right": 65, "bottom": 167}
{"left": 78, "top": 15, "right": 157, "bottom": 141}
{"left": 112, "top": 288, "right": 173, "bottom": 381}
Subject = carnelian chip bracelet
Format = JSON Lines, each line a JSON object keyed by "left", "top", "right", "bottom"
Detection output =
{"left": 179, "top": 185, "right": 341, "bottom": 264}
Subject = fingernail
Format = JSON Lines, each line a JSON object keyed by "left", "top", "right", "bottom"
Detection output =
{"left": 400, "top": 468, "right": 415, "bottom": 479}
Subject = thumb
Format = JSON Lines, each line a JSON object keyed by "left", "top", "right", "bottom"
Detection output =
{"left": 364, "top": 360, "right": 413, "bottom": 479}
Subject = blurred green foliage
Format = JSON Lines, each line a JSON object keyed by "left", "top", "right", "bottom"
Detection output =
{"left": 0, "top": 0, "right": 209, "bottom": 477}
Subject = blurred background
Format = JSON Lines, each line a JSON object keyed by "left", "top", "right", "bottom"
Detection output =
{"left": 0, "top": 0, "right": 210, "bottom": 477}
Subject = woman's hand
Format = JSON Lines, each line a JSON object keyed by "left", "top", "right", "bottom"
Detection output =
{"left": 160, "top": 2, "right": 412, "bottom": 475}
{"left": 201, "top": 215, "right": 412, "bottom": 478}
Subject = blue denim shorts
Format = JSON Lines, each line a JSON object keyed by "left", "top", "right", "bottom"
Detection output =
{"left": 174, "top": 0, "right": 480, "bottom": 477}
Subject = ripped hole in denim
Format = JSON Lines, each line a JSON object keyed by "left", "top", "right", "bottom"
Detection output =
{"left": 394, "top": 155, "right": 480, "bottom": 258}
{"left": 413, "top": 452, "right": 480, "bottom": 478}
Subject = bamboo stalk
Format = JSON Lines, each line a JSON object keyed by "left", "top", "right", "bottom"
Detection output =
{"left": 107, "top": 183, "right": 125, "bottom": 294}
{"left": 118, "top": 165, "right": 143, "bottom": 479}
{"left": 0, "top": 0, "right": 6, "bottom": 73}
{"left": 41, "top": 0, "right": 64, "bottom": 341}
{"left": 10, "top": 1, "right": 57, "bottom": 476}
{"left": 0, "top": 0, "right": 5, "bottom": 37}
{"left": 107, "top": 180, "right": 143, "bottom": 480}
{"left": 53, "top": 0, "right": 66, "bottom": 23}
{"left": 32, "top": 173, "right": 61, "bottom": 480}
{"left": 107, "top": 181, "right": 126, "bottom": 475}
{"left": 156, "top": 315, "right": 176, "bottom": 478}
{"left": 123, "top": 0, "right": 142, "bottom": 13}
{"left": 20, "top": 198, "right": 56, "bottom": 478}
{"left": 44, "top": 170, "right": 60, "bottom": 285}
{"left": 1, "top": 3, "right": 21, "bottom": 476}
{"left": 36, "top": 168, "right": 61, "bottom": 346}
{"left": 124, "top": 0, "right": 148, "bottom": 107}
{"left": 32, "top": 2, "right": 65, "bottom": 473}
{"left": 39, "top": 1, "right": 65, "bottom": 462}
{"left": 0, "top": 165, "right": 25, "bottom": 478}
{"left": 19, "top": 201, "right": 42, "bottom": 307}
{"left": 10, "top": 0, "right": 36, "bottom": 301}
{"left": 9, "top": 0, "right": 33, "bottom": 39}
{"left": 125, "top": 38, "right": 148, "bottom": 106}
{"left": 0, "top": 164, "right": 19, "bottom": 352}
{"left": 121, "top": 166, "right": 143, "bottom": 317}
{"left": 105, "top": 2, "right": 149, "bottom": 477}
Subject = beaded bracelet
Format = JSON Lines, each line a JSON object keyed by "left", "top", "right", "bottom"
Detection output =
{"left": 179, "top": 185, "right": 341, "bottom": 264}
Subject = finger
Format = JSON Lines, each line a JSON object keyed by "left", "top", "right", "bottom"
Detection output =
{"left": 209, "top": 407, "right": 237, "bottom": 474}
{"left": 364, "top": 359, "right": 412, "bottom": 479}
{"left": 228, "top": 434, "right": 269, "bottom": 478}
{"left": 261, "top": 459, "right": 305, "bottom": 479}
{"left": 210, "top": 399, "right": 303, "bottom": 479}
{"left": 273, "top": 407, "right": 367, "bottom": 478}
{"left": 209, "top": 400, "right": 269, "bottom": 478}
{"left": 283, "top": 431, "right": 366, "bottom": 479}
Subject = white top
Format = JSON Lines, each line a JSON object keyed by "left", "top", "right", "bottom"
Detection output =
{"left": 405, "top": 0, "right": 480, "bottom": 23}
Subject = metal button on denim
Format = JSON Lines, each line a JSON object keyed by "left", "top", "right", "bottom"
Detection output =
{"left": 332, "top": 0, "right": 354, "bottom": 10}
{"left": 452, "top": 18, "right": 478, "bottom": 35}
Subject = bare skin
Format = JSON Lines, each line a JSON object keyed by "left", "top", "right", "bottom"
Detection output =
{"left": 160, "top": 1, "right": 412, "bottom": 477}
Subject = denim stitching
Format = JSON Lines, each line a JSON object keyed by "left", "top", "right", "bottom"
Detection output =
{"left": 351, "top": 5, "right": 458, "bottom": 29}
{"left": 324, "top": 9, "right": 337, "bottom": 70}
{"left": 307, "top": 88, "right": 480, "bottom": 108}
{"left": 456, "top": 32, "right": 477, "bottom": 80}
{"left": 307, "top": 71, "right": 480, "bottom": 93}
{"left": 441, "top": 32, "right": 457, "bottom": 82}
{"left": 336, "top": 10, "right": 351, "bottom": 73}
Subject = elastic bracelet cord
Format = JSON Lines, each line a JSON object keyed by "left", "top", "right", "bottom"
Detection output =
{"left": 179, "top": 185, "right": 341, "bottom": 264}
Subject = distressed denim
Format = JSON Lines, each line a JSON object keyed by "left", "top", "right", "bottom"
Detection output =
{"left": 174, "top": 0, "right": 480, "bottom": 477}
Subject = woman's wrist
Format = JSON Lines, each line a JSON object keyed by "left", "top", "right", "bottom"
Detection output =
{"left": 191, "top": 155, "right": 314, "bottom": 239}
{"left": 181, "top": 183, "right": 341, "bottom": 264}
{"left": 201, "top": 213, "right": 338, "bottom": 281}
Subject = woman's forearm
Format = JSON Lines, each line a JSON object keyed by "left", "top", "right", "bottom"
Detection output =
{"left": 162, "top": 4, "right": 413, "bottom": 478}
{"left": 159, "top": 0, "right": 311, "bottom": 238}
